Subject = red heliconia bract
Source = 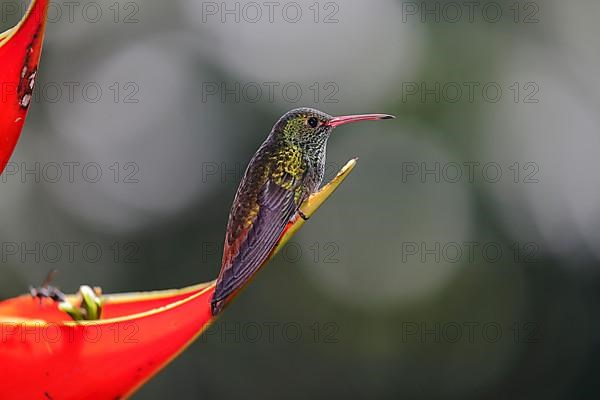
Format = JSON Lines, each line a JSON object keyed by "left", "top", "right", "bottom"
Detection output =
{"left": 0, "top": 0, "right": 48, "bottom": 173}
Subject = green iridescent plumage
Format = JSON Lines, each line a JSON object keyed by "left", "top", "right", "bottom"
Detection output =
{"left": 211, "top": 108, "right": 394, "bottom": 315}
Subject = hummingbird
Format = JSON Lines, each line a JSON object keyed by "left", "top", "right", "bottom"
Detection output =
{"left": 211, "top": 108, "right": 395, "bottom": 315}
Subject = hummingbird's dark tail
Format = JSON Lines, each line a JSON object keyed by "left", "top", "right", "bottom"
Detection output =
{"left": 211, "top": 299, "right": 224, "bottom": 316}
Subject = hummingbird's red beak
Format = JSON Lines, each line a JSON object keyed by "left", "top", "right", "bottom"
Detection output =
{"left": 327, "top": 113, "right": 395, "bottom": 128}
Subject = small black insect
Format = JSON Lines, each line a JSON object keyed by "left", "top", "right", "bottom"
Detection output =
{"left": 29, "top": 269, "right": 66, "bottom": 303}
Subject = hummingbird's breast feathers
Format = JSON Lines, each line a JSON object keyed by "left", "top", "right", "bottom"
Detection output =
{"left": 271, "top": 144, "right": 306, "bottom": 187}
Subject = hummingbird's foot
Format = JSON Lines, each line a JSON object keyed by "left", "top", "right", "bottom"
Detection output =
{"left": 298, "top": 209, "right": 310, "bottom": 221}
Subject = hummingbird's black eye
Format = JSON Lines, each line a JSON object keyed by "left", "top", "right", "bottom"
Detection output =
{"left": 307, "top": 117, "right": 319, "bottom": 128}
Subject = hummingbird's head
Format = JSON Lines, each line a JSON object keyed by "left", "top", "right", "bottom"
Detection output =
{"left": 272, "top": 108, "right": 334, "bottom": 148}
{"left": 272, "top": 107, "right": 395, "bottom": 150}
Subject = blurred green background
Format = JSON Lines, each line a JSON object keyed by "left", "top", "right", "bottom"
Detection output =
{"left": 1, "top": 0, "right": 599, "bottom": 398}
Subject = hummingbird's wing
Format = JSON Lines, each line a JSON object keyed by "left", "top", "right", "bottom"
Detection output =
{"left": 213, "top": 173, "right": 306, "bottom": 311}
